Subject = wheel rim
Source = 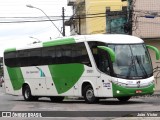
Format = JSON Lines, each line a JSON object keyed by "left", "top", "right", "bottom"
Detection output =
{"left": 24, "top": 89, "right": 29, "bottom": 99}
{"left": 86, "top": 88, "right": 94, "bottom": 101}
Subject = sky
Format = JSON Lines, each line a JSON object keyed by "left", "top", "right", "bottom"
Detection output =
{"left": 0, "top": 0, "right": 72, "bottom": 56}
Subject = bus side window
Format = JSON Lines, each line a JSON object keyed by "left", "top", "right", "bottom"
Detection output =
{"left": 4, "top": 52, "right": 17, "bottom": 67}
{"left": 62, "top": 45, "right": 72, "bottom": 64}
{"left": 72, "top": 43, "right": 92, "bottom": 67}
{"left": 29, "top": 49, "right": 41, "bottom": 66}
{"left": 42, "top": 47, "right": 51, "bottom": 65}
{"left": 56, "top": 46, "right": 63, "bottom": 64}
{"left": 17, "top": 50, "right": 29, "bottom": 67}
{"left": 50, "top": 48, "right": 56, "bottom": 64}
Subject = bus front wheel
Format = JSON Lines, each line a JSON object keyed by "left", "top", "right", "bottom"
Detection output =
{"left": 83, "top": 85, "right": 99, "bottom": 104}
{"left": 117, "top": 96, "right": 131, "bottom": 102}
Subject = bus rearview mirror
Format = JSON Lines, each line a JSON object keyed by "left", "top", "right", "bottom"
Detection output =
{"left": 97, "top": 46, "right": 116, "bottom": 62}
{"left": 146, "top": 45, "right": 160, "bottom": 60}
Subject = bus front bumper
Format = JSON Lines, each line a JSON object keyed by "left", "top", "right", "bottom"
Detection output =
{"left": 112, "top": 83, "right": 155, "bottom": 97}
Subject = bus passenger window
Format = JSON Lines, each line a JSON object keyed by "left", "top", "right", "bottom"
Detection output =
{"left": 17, "top": 51, "right": 29, "bottom": 67}
{"left": 72, "top": 43, "right": 91, "bottom": 67}
{"left": 29, "top": 49, "right": 41, "bottom": 66}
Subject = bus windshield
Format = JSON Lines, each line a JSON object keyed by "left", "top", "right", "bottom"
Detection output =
{"left": 108, "top": 44, "right": 153, "bottom": 79}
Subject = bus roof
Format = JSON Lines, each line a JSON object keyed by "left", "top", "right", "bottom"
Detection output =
{"left": 82, "top": 34, "right": 144, "bottom": 44}
{"left": 4, "top": 34, "right": 144, "bottom": 52}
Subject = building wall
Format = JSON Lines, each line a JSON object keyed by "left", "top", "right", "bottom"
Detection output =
{"left": 85, "top": 0, "right": 127, "bottom": 34}
{"left": 133, "top": 0, "right": 160, "bottom": 38}
{"left": 68, "top": 0, "right": 127, "bottom": 35}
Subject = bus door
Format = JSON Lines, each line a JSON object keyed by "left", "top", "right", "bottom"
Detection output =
{"left": 96, "top": 48, "right": 113, "bottom": 97}
{"left": 97, "top": 73, "right": 113, "bottom": 97}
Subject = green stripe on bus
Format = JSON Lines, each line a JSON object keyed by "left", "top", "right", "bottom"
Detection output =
{"left": 7, "top": 67, "right": 24, "bottom": 90}
{"left": 4, "top": 48, "right": 16, "bottom": 53}
{"left": 43, "top": 38, "right": 75, "bottom": 47}
{"left": 48, "top": 64, "right": 84, "bottom": 94}
{"left": 112, "top": 82, "right": 154, "bottom": 97}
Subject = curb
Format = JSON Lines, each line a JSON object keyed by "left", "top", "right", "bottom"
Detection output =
{"left": 153, "top": 90, "right": 160, "bottom": 95}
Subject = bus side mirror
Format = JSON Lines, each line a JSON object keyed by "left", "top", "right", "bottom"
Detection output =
{"left": 97, "top": 46, "right": 116, "bottom": 62}
{"left": 146, "top": 45, "right": 160, "bottom": 60}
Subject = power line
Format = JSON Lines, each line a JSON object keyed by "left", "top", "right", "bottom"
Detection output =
{"left": 0, "top": 16, "right": 108, "bottom": 24}
{"left": 0, "top": 9, "right": 158, "bottom": 19}
{"left": 0, "top": 10, "right": 160, "bottom": 24}
{"left": 0, "top": 16, "right": 71, "bottom": 18}
{"left": 0, "top": 12, "right": 126, "bottom": 19}
{"left": 0, "top": 19, "right": 63, "bottom": 23}
{"left": 0, "top": 11, "right": 149, "bottom": 20}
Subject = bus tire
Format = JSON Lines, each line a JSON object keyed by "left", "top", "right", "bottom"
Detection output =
{"left": 117, "top": 96, "right": 131, "bottom": 102}
{"left": 83, "top": 85, "right": 99, "bottom": 104}
{"left": 50, "top": 96, "right": 64, "bottom": 102}
{"left": 23, "top": 85, "right": 35, "bottom": 101}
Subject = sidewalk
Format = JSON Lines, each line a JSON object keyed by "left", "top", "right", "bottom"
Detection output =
{"left": 153, "top": 90, "right": 160, "bottom": 96}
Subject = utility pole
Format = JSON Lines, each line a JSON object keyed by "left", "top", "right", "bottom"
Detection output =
{"left": 128, "top": 0, "right": 133, "bottom": 35}
{"left": 62, "top": 7, "right": 65, "bottom": 36}
{"left": 79, "top": 16, "right": 81, "bottom": 35}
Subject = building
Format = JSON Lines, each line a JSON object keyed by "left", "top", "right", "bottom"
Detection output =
{"left": 66, "top": 0, "right": 127, "bottom": 35}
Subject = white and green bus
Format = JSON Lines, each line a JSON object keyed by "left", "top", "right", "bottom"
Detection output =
{"left": 3, "top": 34, "right": 160, "bottom": 103}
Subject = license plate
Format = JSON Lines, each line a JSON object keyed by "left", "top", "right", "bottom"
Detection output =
{"left": 136, "top": 90, "right": 142, "bottom": 93}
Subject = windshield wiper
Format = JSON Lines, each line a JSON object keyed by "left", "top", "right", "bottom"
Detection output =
{"left": 126, "top": 56, "right": 137, "bottom": 79}
{"left": 135, "top": 55, "right": 148, "bottom": 78}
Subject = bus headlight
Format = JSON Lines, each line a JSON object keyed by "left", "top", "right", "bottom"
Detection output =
{"left": 116, "top": 90, "right": 120, "bottom": 94}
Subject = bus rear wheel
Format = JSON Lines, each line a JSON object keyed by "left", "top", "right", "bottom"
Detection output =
{"left": 83, "top": 85, "right": 99, "bottom": 104}
{"left": 23, "top": 85, "right": 38, "bottom": 101}
{"left": 117, "top": 96, "right": 131, "bottom": 102}
{"left": 50, "top": 96, "right": 64, "bottom": 102}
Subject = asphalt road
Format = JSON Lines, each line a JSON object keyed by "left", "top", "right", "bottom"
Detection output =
{"left": 1, "top": 87, "right": 160, "bottom": 120}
